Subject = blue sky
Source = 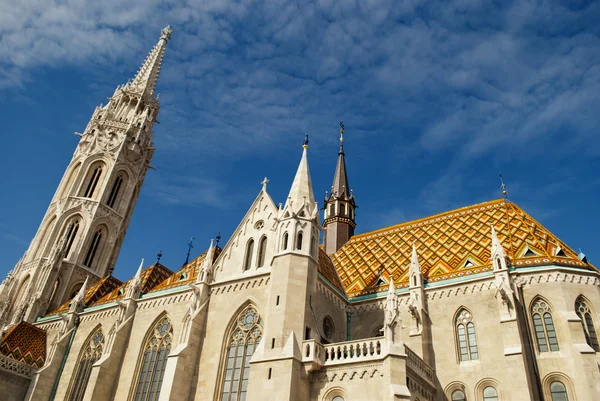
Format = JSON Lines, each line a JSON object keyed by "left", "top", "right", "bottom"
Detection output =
{"left": 1, "top": 0, "right": 599, "bottom": 282}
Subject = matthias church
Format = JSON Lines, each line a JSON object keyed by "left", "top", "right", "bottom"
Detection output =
{"left": 0, "top": 27, "right": 598, "bottom": 401}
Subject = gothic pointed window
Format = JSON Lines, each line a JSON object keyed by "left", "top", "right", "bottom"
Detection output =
{"left": 84, "top": 229, "right": 103, "bottom": 269}
{"left": 455, "top": 309, "right": 478, "bottom": 361}
{"left": 531, "top": 299, "right": 559, "bottom": 352}
{"left": 282, "top": 232, "right": 288, "bottom": 251}
{"left": 296, "top": 232, "right": 303, "bottom": 250}
{"left": 82, "top": 165, "right": 104, "bottom": 198}
{"left": 132, "top": 316, "right": 173, "bottom": 401}
{"left": 549, "top": 381, "right": 568, "bottom": 401}
{"left": 329, "top": 204, "right": 334, "bottom": 217}
{"left": 107, "top": 174, "right": 124, "bottom": 209}
{"left": 575, "top": 296, "right": 599, "bottom": 351}
{"left": 219, "top": 306, "right": 262, "bottom": 401}
{"left": 243, "top": 239, "right": 254, "bottom": 271}
{"left": 67, "top": 329, "right": 104, "bottom": 401}
{"left": 63, "top": 219, "right": 80, "bottom": 258}
{"left": 339, "top": 203, "right": 345, "bottom": 217}
{"left": 257, "top": 237, "right": 267, "bottom": 268}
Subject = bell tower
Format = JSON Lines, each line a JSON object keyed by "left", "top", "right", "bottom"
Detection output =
{"left": 0, "top": 26, "right": 173, "bottom": 326}
{"left": 323, "top": 122, "right": 356, "bottom": 254}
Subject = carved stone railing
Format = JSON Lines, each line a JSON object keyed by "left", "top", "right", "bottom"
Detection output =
{"left": 0, "top": 354, "right": 35, "bottom": 378}
{"left": 302, "top": 337, "right": 385, "bottom": 368}
{"left": 404, "top": 344, "right": 435, "bottom": 385}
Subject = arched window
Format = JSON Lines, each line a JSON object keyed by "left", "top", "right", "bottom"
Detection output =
{"left": 60, "top": 163, "right": 81, "bottom": 199}
{"left": 456, "top": 309, "right": 478, "bottom": 361}
{"left": 296, "top": 232, "right": 303, "bottom": 250}
{"left": 107, "top": 174, "right": 124, "bottom": 209}
{"left": 82, "top": 165, "right": 103, "bottom": 198}
{"left": 451, "top": 390, "right": 466, "bottom": 401}
{"left": 531, "top": 299, "right": 559, "bottom": 352}
{"left": 220, "top": 306, "right": 262, "bottom": 401}
{"left": 67, "top": 329, "right": 104, "bottom": 401}
{"left": 372, "top": 325, "right": 384, "bottom": 337}
{"left": 575, "top": 296, "right": 599, "bottom": 351}
{"left": 339, "top": 203, "right": 345, "bottom": 216}
{"left": 329, "top": 204, "right": 334, "bottom": 217}
{"left": 310, "top": 235, "right": 316, "bottom": 257}
{"left": 282, "top": 232, "right": 288, "bottom": 251}
{"left": 132, "top": 316, "right": 173, "bottom": 401}
{"left": 243, "top": 239, "right": 254, "bottom": 271}
{"left": 83, "top": 229, "right": 103, "bottom": 269}
{"left": 483, "top": 387, "right": 498, "bottom": 401}
{"left": 332, "top": 397, "right": 344, "bottom": 401}
{"left": 549, "top": 381, "right": 568, "bottom": 401}
{"left": 257, "top": 237, "right": 267, "bottom": 268}
{"left": 63, "top": 219, "right": 80, "bottom": 258}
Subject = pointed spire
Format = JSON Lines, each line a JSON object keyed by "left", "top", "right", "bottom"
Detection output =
{"left": 133, "top": 259, "right": 143, "bottom": 284}
{"left": 388, "top": 274, "right": 396, "bottom": 295}
{"left": 409, "top": 244, "right": 423, "bottom": 287}
{"left": 331, "top": 122, "right": 350, "bottom": 199}
{"left": 490, "top": 225, "right": 507, "bottom": 259}
{"left": 126, "top": 259, "right": 144, "bottom": 299}
{"left": 69, "top": 276, "right": 89, "bottom": 313}
{"left": 127, "top": 25, "right": 172, "bottom": 99}
{"left": 286, "top": 137, "right": 315, "bottom": 208}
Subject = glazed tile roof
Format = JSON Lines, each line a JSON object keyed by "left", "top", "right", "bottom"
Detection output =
{"left": 318, "top": 247, "right": 345, "bottom": 294}
{"left": 92, "top": 263, "right": 173, "bottom": 306}
{"left": 150, "top": 247, "right": 221, "bottom": 293}
{"left": 331, "top": 199, "right": 595, "bottom": 298}
{"left": 1, "top": 321, "right": 46, "bottom": 368}
{"left": 49, "top": 276, "right": 122, "bottom": 315}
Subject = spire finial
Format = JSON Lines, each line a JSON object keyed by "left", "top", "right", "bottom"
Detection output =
{"left": 160, "top": 25, "right": 173, "bottom": 42}
{"left": 156, "top": 250, "right": 163, "bottom": 264}
{"left": 339, "top": 121, "right": 344, "bottom": 152}
{"left": 128, "top": 26, "right": 173, "bottom": 98}
{"left": 215, "top": 232, "right": 221, "bottom": 248}
{"left": 303, "top": 134, "right": 309, "bottom": 149}
{"left": 184, "top": 237, "right": 195, "bottom": 266}
{"left": 261, "top": 177, "right": 270, "bottom": 191}
{"left": 499, "top": 173, "right": 508, "bottom": 199}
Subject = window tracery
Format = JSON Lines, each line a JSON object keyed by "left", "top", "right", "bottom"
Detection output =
{"left": 132, "top": 316, "right": 173, "bottom": 401}
{"left": 67, "top": 329, "right": 104, "bottom": 401}
{"left": 575, "top": 297, "right": 599, "bottom": 351}
{"left": 220, "top": 306, "right": 262, "bottom": 401}
{"left": 531, "top": 299, "right": 559, "bottom": 352}
{"left": 456, "top": 309, "right": 478, "bottom": 361}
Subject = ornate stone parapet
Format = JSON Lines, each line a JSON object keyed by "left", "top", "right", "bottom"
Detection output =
{"left": 0, "top": 353, "right": 35, "bottom": 378}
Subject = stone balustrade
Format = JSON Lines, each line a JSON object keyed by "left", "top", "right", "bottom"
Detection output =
{"left": 0, "top": 354, "right": 35, "bottom": 378}
{"left": 404, "top": 344, "right": 434, "bottom": 385}
{"left": 302, "top": 336, "right": 385, "bottom": 367}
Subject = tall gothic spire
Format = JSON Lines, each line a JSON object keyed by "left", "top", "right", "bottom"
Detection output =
{"left": 285, "top": 137, "right": 315, "bottom": 208}
{"left": 323, "top": 122, "right": 357, "bottom": 254}
{"left": 126, "top": 25, "right": 172, "bottom": 99}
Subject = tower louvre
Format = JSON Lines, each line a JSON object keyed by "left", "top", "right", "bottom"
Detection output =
{"left": 0, "top": 26, "right": 173, "bottom": 327}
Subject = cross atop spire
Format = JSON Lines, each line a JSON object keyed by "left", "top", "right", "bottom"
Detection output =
{"left": 126, "top": 25, "right": 173, "bottom": 99}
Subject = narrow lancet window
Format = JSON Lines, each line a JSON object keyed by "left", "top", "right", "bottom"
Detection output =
{"left": 532, "top": 299, "right": 559, "bottom": 352}
{"left": 282, "top": 232, "right": 288, "bottom": 251}
{"left": 84, "top": 230, "right": 103, "bottom": 269}
{"left": 67, "top": 329, "right": 104, "bottom": 401}
{"left": 220, "top": 306, "right": 262, "bottom": 401}
{"left": 257, "top": 237, "right": 267, "bottom": 268}
{"left": 82, "top": 166, "right": 103, "bottom": 198}
{"left": 133, "top": 316, "right": 173, "bottom": 401}
{"left": 575, "top": 297, "right": 599, "bottom": 351}
{"left": 64, "top": 220, "right": 80, "bottom": 258}
{"left": 456, "top": 309, "right": 478, "bottom": 361}
{"left": 107, "top": 175, "right": 123, "bottom": 208}
{"left": 296, "top": 232, "right": 303, "bottom": 250}
{"left": 243, "top": 239, "right": 254, "bottom": 271}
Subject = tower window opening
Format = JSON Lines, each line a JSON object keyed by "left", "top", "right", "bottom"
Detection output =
{"left": 296, "top": 232, "right": 303, "bottom": 250}
{"left": 243, "top": 239, "right": 254, "bottom": 271}
{"left": 82, "top": 166, "right": 103, "bottom": 198}
{"left": 63, "top": 220, "right": 80, "bottom": 258}
{"left": 282, "top": 232, "right": 289, "bottom": 251}
{"left": 340, "top": 203, "right": 346, "bottom": 216}
{"left": 84, "top": 229, "right": 103, "bottom": 269}
{"left": 257, "top": 237, "right": 267, "bottom": 268}
{"left": 329, "top": 204, "right": 334, "bottom": 217}
{"left": 107, "top": 175, "right": 123, "bottom": 208}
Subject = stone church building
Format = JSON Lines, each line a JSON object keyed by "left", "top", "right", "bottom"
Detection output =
{"left": 0, "top": 27, "right": 599, "bottom": 401}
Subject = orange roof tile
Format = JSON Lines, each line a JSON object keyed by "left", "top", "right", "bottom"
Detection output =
{"left": 150, "top": 247, "right": 222, "bottom": 292}
{"left": 92, "top": 263, "right": 173, "bottom": 306}
{"left": 48, "top": 276, "right": 122, "bottom": 315}
{"left": 318, "top": 247, "right": 346, "bottom": 295}
{"left": 1, "top": 322, "right": 46, "bottom": 368}
{"left": 332, "top": 199, "right": 595, "bottom": 298}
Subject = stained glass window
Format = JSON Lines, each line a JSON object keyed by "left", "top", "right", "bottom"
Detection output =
{"left": 456, "top": 309, "right": 478, "bottom": 361}
{"left": 220, "top": 306, "right": 262, "bottom": 401}
{"left": 531, "top": 299, "right": 559, "bottom": 352}
{"left": 67, "top": 329, "right": 104, "bottom": 401}
{"left": 133, "top": 316, "right": 173, "bottom": 401}
{"left": 575, "top": 297, "right": 599, "bottom": 351}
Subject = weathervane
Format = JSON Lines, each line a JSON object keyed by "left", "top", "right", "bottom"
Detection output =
{"left": 303, "top": 134, "right": 309, "bottom": 149}
{"left": 184, "top": 237, "right": 195, "bottom": 266}
{"left": 499, "top": 173, "right": 508, "bottom": 199}
{"left": 216, "top": 232, "right": 222, "bottom": 248}
{"left": 156, "top": 250, "right": 163, "bottom": 264}
{"left": 340, "top": 121, "right": 344, "bottom": 142}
